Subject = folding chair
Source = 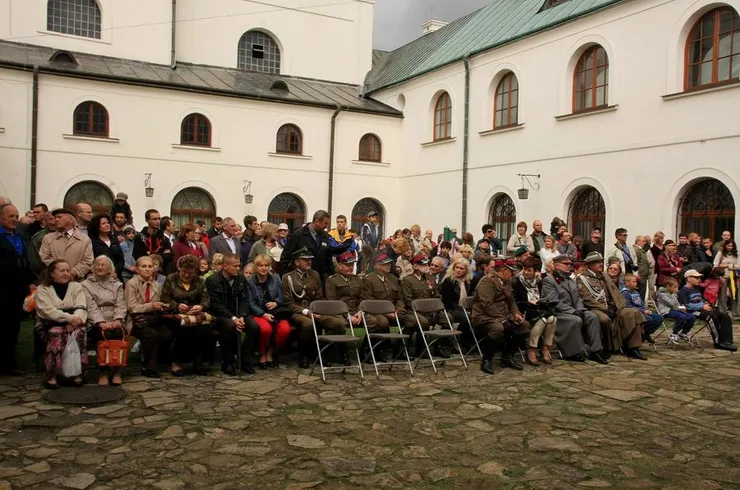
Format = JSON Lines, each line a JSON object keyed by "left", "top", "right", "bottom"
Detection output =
{"left": 359, "top": 300, "right": 414, "bottom": 378}
{"left": 461, "top": 297, "right": 483, "bottom": 358}
{"left": 309, "top": 301, "right": 364, "bottom": 382}
{"left": 411, "top": 299, "right": 468, "bottom": 373}
{"left": 651, "top": 318, "right": 675, "bottom": 351}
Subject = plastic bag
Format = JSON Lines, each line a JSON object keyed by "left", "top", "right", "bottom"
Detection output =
{"left": 61, "top": 335, "right": 82, "bottom": 377}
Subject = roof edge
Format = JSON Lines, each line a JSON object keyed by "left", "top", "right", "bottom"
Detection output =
{"left": 367, "top": 0, "right": 626, "bottom": 95}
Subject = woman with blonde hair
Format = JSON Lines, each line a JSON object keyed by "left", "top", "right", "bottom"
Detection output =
{"left": 440, "top": 257, "right": 473, "bottom": 325}
{"left": 82, "top": 255, "right": 126, "bottom": 386}
{"left": 248, "top": 222, "right": 283, "bottom": 266}
{"left": 538, "top": 235, "right": 560, "bottom": 273}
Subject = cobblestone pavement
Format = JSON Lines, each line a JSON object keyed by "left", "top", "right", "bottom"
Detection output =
{"left": 0, "top": 334, "right": 739, "bottom": 490}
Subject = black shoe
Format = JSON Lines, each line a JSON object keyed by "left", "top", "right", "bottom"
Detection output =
{"left": 298, "top": 357, "right": 310, "bottom": 369}
{"left": 480, "top": 359, "right": 495, "bottom": 375}
{"left": 259, "top": 362, "right": 269, "bottom": 370}
{"left": 501, "top": 356, "right": 523, "bottom": 371}
{"left": 644, "top": 334, "right": 655, "bottom": 344}
{"left": 241, "top": 363, "right": 255, "bottom": 375}
{"left": 170, "top": 369, "right": 186, "bottom": 378}
{"left": 221, "top": 364, "right": 236, "bottom": 376}
{"left": 567, "top": 354, "right": 586, "bottom": 362}
{"left": 603, "top": 351, "right": 612, "bottom": 359}
{"left": 589, "top": 352, "right": 609, "bottom": 365}
{"left": 141, "top": 368, "right": 161, "bottom": 379}
{"left": 195, "top": 367, "right": 209, "bottom": 376}
{"left": 718, "top": 342, "right": 738, "bottom": 352}
{"left": 626, "top": 348, "right": 647, "bottom": 361}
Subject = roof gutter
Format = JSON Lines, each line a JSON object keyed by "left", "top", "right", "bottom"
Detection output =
{"left": 30, "top": 66, "right": 39, "bottom": 208}
{"left": 0, "top": 60, "right": 403, "bottom": 118}
{"left": 328, "top": 106, "right": 345, "bottom": 215}
{"left": 461, "top": 55, "right": 470, "bottom": 233}
{"left": 171, "top": 0, "right": 177, "bottom": 69}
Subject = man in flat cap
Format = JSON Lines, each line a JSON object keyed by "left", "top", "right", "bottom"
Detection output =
{"left": 283, "top": 247, "right": 345, "bottom": 368}
{"left": 578, "top": 252, "right": 646, "bottom": 360}
{"left": 541, "top": 255, "right": 608, "bottom": 364}
{"left": 399, "top": 253, "right": 441, "bottom": 358}
{"left": 40, "top": 208, "right": 94, "bottom": 280}
{"left": 472, "top": 259, "right": 530, "bottom": 374}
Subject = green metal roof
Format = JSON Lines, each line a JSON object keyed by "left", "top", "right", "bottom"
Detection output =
{"left": 366, "top": 0, "right": 626, "bottom": 93}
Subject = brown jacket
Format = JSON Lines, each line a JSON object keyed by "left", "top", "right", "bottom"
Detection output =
{"left": 160, "top": 273, "right": 209, "bottom": 310}
{"left": 361, "top": 272, "right": 405, "bottom": 312}
{"left": 577, "top": 270, "right": 626, "bottom": 312}
{"left": 282, "top": 269, "right": 324, "bottom": 314}
{"left": 81, "top": 274, "right": 126, "bottom": 326}
{"left": 401, "top": 272, "right": 439, "bottom": 310}
{"left": 40, "top": 229, "right": 94, "bottom": 279}
{"left": 124, "top": 275, "right": 161, "bottom": 332}
{"left": 472, "top": 274, "right": 520, "bottom": 325}
{"left": 325, "top": 273, "right": 363, "bottom": 314}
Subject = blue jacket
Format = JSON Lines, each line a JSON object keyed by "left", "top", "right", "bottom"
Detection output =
{"left": 246, "top": 273, "right": 285, "bottom": 317}
{"left": 621, "top": 287, "right": 646, "bottom": 313}
{"left": 678, "top": 286, "right": 705, "bottom": 313}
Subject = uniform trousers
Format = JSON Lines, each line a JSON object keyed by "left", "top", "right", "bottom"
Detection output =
{"left": 291, "top": 313, "right": 346, "bottom": 356}
{"left": 590, "top": 310, "right": 642, "bottom": 351}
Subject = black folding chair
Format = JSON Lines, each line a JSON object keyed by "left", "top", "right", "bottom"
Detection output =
{"left": 309, "top": 301, "right": 364, "bottom": 382}
{"left": 359, "top": 300, "right": 414, "bottom": 378}
{"left": 411, "top": 298, "right": 468, "bottom": 373}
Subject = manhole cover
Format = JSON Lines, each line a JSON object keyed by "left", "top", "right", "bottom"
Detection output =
{"left": 44, "top": 386, "right": 126, "bottom": 406}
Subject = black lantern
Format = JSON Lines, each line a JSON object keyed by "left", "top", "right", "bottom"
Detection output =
{"left": 144, "top": 173, "right": 154, "bottom": 198}
{"left": 516, "top": 174, "right": 540, "bottom": 200}
{"left": 243, "top": 180, "right": 253, "bottom": 204}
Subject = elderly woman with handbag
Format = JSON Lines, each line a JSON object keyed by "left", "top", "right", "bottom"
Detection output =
{"left": 35, "top": 260, "right": 88, "bottom": 389}
{"left": 160, "top": 255, "right": 213, "bottom": 376}
{"left": 125, "top": 256, "right": 172, "bottom": 378}
{"left": 82, "top": 255, "right": 127, "bottom": 386}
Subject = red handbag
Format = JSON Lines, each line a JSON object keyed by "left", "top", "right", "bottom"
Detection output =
{"left": 97, "top": 328, "right": 130, "bottom": 367}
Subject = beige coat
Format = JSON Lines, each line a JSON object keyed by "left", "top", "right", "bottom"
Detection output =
{"left": 40, "top": 230, "right": 94, "bottom": 279}
{"left": 81, "top": 274, "right": 126, "bottom": 326}
{"left": 36, "top": 282, "right": 88, "bottom": 324}
{"left": 124, "top": 275, "right": 161, "bottom": 332}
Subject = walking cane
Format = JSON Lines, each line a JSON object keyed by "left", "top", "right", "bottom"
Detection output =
{"left": 236, "top": 294, "right": 243, "bottom": 373}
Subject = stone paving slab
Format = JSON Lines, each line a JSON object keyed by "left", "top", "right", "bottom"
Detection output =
{"left": 0, "top": 333, "right": 738, "bottom": 489}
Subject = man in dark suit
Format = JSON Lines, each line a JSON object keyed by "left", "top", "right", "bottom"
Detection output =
{"left": 208, "top": 217, "right": 242, "bottom": 258}
{"left": 279, "top": 210, "right": 340, "bottom": 281}
{"left": 0, "top": 204, "right": 33, "bottom": 375}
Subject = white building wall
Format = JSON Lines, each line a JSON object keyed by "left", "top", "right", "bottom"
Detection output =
{"left": 373, "top": 0, "right": 740, "bottom": 240}
{"left": 175, "top": 0, "right": 374, "bottom": 84}
{"left": 2, "top": 73, "right": 403, "bottom": 230}
{"left": 0, "top": 68, "right": 31, "bottom": 206}
{"left": 0, "top": 0, "right": 173, "bottom": 65}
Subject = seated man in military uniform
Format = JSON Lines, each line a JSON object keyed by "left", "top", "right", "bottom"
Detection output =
{"left": 400, "top": 254, "right": 441, "bottom": 358}
{"left": 282, "top": 247, "right": 346, "bottom": 368}
{"left": 324, "top": 251, "right": 363, "bottom": 364}
{"left": 360, "top": 252, "right": 405, "bottom": 361}
{"left": 472, "top": 259, "right": 531, "bottom": 374}
{"left": 578, "top": 252, "right": 646, "bottom": 360}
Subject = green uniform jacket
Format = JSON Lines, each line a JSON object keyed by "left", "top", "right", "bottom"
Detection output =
{"left": 361, "top": 272, "right": 405, "bottom": 312}
{"left": 282, "top": 269, "right": 324, "bottom": 314}
{"left": 471, "top": 274, "right": 520, "bottom": 325}
{"left": 401, "top": 272, "right": 439, "bottom": 310}
{"left": 325, "top": 273, "right": 363, "bottom": 314}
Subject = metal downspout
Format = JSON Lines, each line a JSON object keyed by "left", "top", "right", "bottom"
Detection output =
{"left": 462, "top": 55, "right": 471, "bottom": 232}
{"left": 30, "top": 66, "right": 39, "bottom": 208}
{"left": 171, "top": 0, "right": 177, "bottom": 69}
{"left": 328, "top": 106, "right": 343, "bottom": 215}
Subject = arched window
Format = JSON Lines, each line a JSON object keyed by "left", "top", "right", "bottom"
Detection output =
{"left": 494, "top": 73, "right": 519, "bottom": 129}
{"left": 568, "top": 186, "right": 606, "bottom": 240}
{"left": 47, "top": 0, "right": 101, "bottom": 39}
{"left": 63, "top": 181, "right": 114, "bottom": 214}
{"left": 170, "top": 188, "right": 216, "bottom": 228}
{"left": 180, "top": 113, "right": 211, "bottom": 147}
{"left": 358, "top": 134, "right": 382, "bottom": 162}
{"left": 351, "top": 198, "right": 384, "bottom": 238}
{"left": 268, "top": 193, "right": 306, "bottom": 232}
{"left": 276, "top": 124, "right": 302, "bottom": 154}
{"left": 488, "top": 193, "right": 516, "bottom": 240}
{"left": 685, "top": 7, "right": 740, "bottom": 90}
{"left": 573, "top": 45, "right": 609, "bottom": 112}
{"left": 679, "top": 178, "right": 735, "bottom": 241}
{"left": 433, "top": 92, "right": 452, "bottom": 141}
{"left": 73, "top": 101, "right": 108, "bottom": 137}
{"left": 238, "top": 30, "right": 281, "bottom": 74}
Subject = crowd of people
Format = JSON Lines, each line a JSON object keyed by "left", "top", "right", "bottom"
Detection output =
{"left": 0, "top": 194, "right": 737, "bottom": 387}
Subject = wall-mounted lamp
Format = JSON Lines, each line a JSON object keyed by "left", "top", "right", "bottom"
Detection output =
{"left": 517, "top": 173, "right": 540, "bottom": 200}
{"left": 144, "top": 173, "right": 155, "bottom": 198}
{"left": 243, "top": 180, "right": 254, "bottom": 204}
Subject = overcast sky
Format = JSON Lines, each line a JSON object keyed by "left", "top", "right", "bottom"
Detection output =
{"left": 373, "top": 0, "right": 491, "bottom": 51}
